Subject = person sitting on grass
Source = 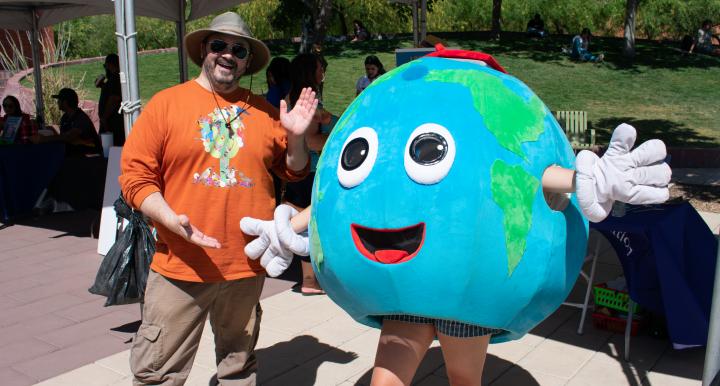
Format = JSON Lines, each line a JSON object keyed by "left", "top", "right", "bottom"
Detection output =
{"left": 526, "top": 13, "right": 547, "bottom": 38}
{"left": 689, "top": 20, "right": 720, "bottom": 57}
{"left": 351, "top": 19, "right": 370, "bottom": 42}
{"left": 571, "top": 28, "right": 604, "bottom": 63}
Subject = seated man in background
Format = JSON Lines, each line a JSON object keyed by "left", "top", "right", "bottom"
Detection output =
{"left": 31, "top": 88, "right": 102, "bottom": 157}
{"left": 32, "top": 88, "right": 106, "bottom": 213}
{"left": 526, "top": 14, "right": 547, "bottom": 38}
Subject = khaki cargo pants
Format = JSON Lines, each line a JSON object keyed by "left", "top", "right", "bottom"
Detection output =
{"left": 130, "top": 270, "right": 265, "bottom": 386}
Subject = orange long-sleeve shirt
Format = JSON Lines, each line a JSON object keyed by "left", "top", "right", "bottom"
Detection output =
{"left": 119, "top": 80, "right": 308, "bottom": 282}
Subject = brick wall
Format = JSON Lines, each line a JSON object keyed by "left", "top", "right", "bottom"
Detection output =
{"left": 0, "top": 27, "right": 55, "bottom": 71}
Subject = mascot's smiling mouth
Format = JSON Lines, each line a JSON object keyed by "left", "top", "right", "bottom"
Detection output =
{"left": 351, "top": 223, "right": 426, "bottom": 264}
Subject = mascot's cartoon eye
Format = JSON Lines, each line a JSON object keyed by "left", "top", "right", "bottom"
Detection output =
{"left": 404, "top": 123, "right": 456, "bottom": 185}
{"left": 409, "top": 133, "right": 448, "bottom": 165}
{"left": 337, "top": 127, "right": 378, "bottom": 188}
{"left": 341, "top": 138, "right": 369, "bottom": 170}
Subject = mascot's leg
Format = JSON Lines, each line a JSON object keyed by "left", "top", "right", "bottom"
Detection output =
{"left": 371, "top": 320, "right": 435, "bottom": 386}
{"left": 437, "top": 333, "right": 490, "bottom": 386}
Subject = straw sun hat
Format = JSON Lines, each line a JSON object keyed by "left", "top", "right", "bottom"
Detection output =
{"left": 184, "top": 12, "right": 270, "bottom": 75}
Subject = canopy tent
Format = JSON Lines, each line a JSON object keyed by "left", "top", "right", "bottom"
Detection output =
{"left": 0, "top": 1, "right": 240, "bottom": 30}
{"left": 0, "top": 0, "right": 243, "bottom": 126}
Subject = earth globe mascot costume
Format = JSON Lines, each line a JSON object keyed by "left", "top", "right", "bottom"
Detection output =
{"left": 242, "top": 46, "right": 671, "bottom": 343}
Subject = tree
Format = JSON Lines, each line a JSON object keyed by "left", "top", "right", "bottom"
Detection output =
{"left": 299, "top": 0, "right": 333, "bottom": 53}
{"left": 270, "top": 0, "right": 333, "bottom": 54}
{"left": 623, "top": 0, "right": 639, "bottom": 58}
{"left": 491, "top": 0, "right": 502, "bottom": 37}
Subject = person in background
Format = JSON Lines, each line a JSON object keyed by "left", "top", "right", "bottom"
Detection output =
{"left": 30, "top": 88, "right": 102, "bottom": 156}
{"left": 285, "top": 52, "right": 334, "bottom": 295}
{"left": 31, "top": 88, "right": 105, "bottom": 214}
{"left": 356, "top": 55, "right": 386, "bottom": 96}
{"left": 526, "top": 13, "right": 547, "bottom": 38}
{"left": 689, "top": 19, "right": 720, "bottom": 56}
{"left": 265, "top": 56, "right": 293, "bottom": 205}
{"left": 571, "top": 28, "right": 604, "bottom": 63}
{"left": 1, "top": 95, "right": 37, "bottom": 144}
{"left": 265, "top": 56, "right": 291, "bottom": 109}
{"left": 96, "top": 53, "right": 124, "bottom": 146}
{"left": 352, "top": 19, "right": 370, "bottom": 42}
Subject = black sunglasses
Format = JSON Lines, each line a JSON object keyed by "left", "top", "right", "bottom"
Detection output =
{"left": 208, "top": 39, "right": 249, "bottom": 60}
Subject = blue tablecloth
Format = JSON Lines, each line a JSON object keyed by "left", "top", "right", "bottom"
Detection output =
{"left": 591, "top": 202, "right": 718, "bottom": 346}
{"left": 0, "top": 143, "right": 65, "bottom": 222}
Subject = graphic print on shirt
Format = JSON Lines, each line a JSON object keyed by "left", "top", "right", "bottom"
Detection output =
{"left": 193, "top": 105, "right": 254, "bottom": 188}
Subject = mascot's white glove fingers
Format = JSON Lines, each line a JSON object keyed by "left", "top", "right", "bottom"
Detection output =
{"left": 240, "top": 217, "right": 294, "bottom": 277}
{"left": 604, "top": 123, "right": 637, "bottom": 157}
{"left": 631, "top": 163, "right": 672, "bottom": 187}
{"left": 575, "top": 150, "right": 612, "bottom": 222}
{"left": 240, "top": 217, "right": 270, "bottom": 259}
{"left": 274, "top": 204, "right": 310, "bottom": 256}
{"left": 624, "top": 185, "right": 670, "bottom": 205}
{"left": 630, "top": 139, "right": 666, "bottom": 167}
{"left": 264, "top": 255, "right": 293, "bottom": 278}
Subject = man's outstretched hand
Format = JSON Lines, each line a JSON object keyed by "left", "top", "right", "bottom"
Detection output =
{"left": 575, "top": 123, "right": 671, "bottom": 222}
{"left": 171, "top": 214, "right": 221, "bottom": 249}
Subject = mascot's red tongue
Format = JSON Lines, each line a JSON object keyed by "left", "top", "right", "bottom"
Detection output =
{"left": 374, "top": 250, "right": 409, "bottom": 264}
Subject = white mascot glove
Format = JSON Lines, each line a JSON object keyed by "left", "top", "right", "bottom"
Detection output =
{"left": 575, "top": 123, "right": 671, "bottom": 223}
{"left": 240, "top": 215, "right": 293, "bottom": 277}
{"left": 274, "top": 205, "right": 310, "bottom": 256}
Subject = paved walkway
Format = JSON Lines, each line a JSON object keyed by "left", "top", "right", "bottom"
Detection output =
{"left": 0, "top": 207, "right": 716, "bottom": 385}
{"left": 672, "top": 168, "right": 720, "bottom": 187}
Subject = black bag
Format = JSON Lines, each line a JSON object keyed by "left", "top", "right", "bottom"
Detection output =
{"left": 88, "top": 196, "right": 155, "bottom": 306}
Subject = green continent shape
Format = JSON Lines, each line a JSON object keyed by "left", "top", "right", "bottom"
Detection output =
{"left": 490, "top": 160, "right": 539, "bottom": 275}
{"left": 424, "top": 69, "right": 545, "bottom": 158}
{"left": 309, "top": 216, "right": 323, "bottom": 268}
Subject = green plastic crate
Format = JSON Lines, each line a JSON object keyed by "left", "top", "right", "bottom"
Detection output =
{"left": 593, "top": 283, "right": 641, "bottom": 313}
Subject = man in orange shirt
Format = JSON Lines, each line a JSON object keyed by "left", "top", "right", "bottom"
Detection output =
{"left": 119, "top": 12, "right": 317, "bottom": 385}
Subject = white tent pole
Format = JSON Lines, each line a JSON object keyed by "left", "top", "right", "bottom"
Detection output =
{"left": 30, "top": 7, "right": 44, "bottom": 125}
{"left": 124, "top": 0, "right": 140, "bottom": 127}
{"left": 702, "top": 240, "right": 720, "bottom": 386}
{"left": 113, "top": 0, "right": 132, "bottom": 136}
{"left": 176, "top": 0, "right": 188, "bottom": 83}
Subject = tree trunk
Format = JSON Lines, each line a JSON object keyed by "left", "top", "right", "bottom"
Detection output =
{"left": 334, "top": 4, "right": 348, "bottom": 37}
{"left": 299, "top": 0, "right": 332, "bottom": 54}
{"left": 491, "top": 0, "right": 502, "bottom": 38}
{"left": 314, "top": 0, "right": 333, "bottom": 48}
{"left": 623, "top": 0, "right": 639, "bottom": 58}
{"left": 300, "top": 12, "right": 314, "bottom": 54}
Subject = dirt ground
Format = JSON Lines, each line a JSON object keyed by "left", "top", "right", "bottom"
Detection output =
{"left": 669, "top": 183, "right": 720, "bottom": 213}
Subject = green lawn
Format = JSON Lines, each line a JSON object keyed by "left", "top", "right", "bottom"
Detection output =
{"left": 54, "top": 34, "right": 720, "bottom": 147}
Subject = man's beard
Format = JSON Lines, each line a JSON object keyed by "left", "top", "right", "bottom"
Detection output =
{"left": 203, "top": 57, "right": 241, "bottom": 90}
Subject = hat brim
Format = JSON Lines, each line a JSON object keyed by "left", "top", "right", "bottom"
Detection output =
{"left": 184, "top": 29, "right": 270, "bottom": 75}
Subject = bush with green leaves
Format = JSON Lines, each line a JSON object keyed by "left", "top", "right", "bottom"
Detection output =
{"left": 56, "top": 0, "right": 720, "bottom": 59}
